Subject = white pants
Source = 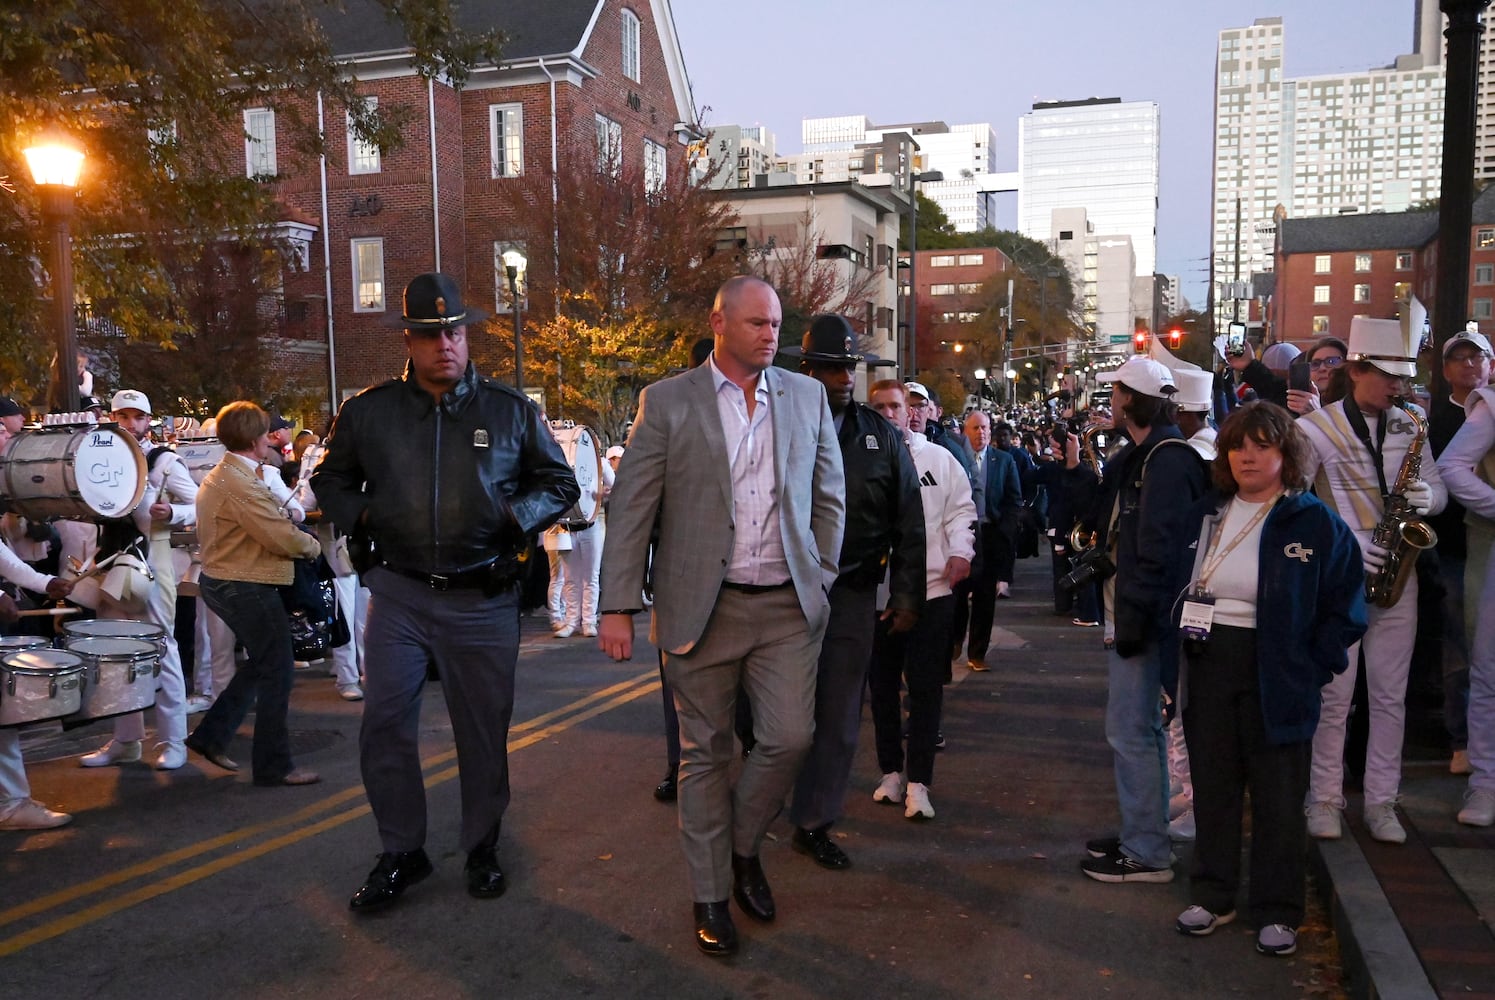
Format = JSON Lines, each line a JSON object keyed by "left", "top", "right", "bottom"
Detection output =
{"left": 558, "top": 521, "right": 604, "bottom": 630}
{"left": 1167, "top": 715, "right": 1192, "bottom": 804}
{"left": 193, "top": 597, "right": 237, "bottom": 699}
{"left": 0, "top": 729, "right": 30, "bottom": 806}
{"left": 547, "top": 549, "right": 567, "bottom": 625}
{"left": 1465, "top": 521, "right": 1495, "bottom": 791}
{"left": 1310, "top": 574, "right": 1418, "bottom": 807}
{"left": 328, "top": 574, "right": 369, "bottom": 687}
{"left": 108, "top": 535, "right": 186, "bottom": 745}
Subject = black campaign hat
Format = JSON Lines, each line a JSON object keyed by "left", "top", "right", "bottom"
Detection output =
{"left": 383, "top": 272, "right": 489, "bottom": 330}
{"left": 779, "top": 314, "right": 861, "bottom": 364}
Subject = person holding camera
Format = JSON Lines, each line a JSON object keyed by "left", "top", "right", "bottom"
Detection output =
{"left": 1032, "top": 424, "right": 1100, "bottom": 624}
{"left": 1164, "top": 402, "right": 1366, "bottom": 956}
{"left": 1079, "top": 357, "right": 1209, "bottom": 884}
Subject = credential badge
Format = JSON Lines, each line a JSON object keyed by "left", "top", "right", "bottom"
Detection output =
{"left": 864, "top": 434, "right": 879, "bottom": 450}
{"left": 474, "top": 429, "right": 490, "bottom": 449}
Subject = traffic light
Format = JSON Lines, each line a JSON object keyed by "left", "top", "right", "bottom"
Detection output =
{"left": 1167, "top": 327, "right": 1183, "bottom": 350}
{"left": 1133, "top": 329, "right": 1149, "bottom": 354}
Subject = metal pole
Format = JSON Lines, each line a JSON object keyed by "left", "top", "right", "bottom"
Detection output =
{"left": 908, "top": 181, "right": 918, "bottom": 376}
{"left": 41, "top": 186, "right": 80, "bottom": 414}
{"left": 507, "top": 266, "right": 524, "bottom": 393}
{"left": 1434, "top": 0, "right": 1491, "bottom": 400}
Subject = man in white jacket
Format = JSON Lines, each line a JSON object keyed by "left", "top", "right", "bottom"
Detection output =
{"left": 865, "top": 380, "right": 976, "bottom": 819}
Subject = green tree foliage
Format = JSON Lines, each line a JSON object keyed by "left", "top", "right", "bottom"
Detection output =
{"left": 899, "top": 193, "right": 966, "bottom": 251}
{"left": 0, "top": 0, "right": 502, "bottom": 404}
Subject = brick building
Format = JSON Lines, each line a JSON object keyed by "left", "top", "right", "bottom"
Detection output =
{"left": 1270, "top": 185, "right": 1495, "bottom": 348}
{"left": 252, "top": 0, "right": 698, "bottom": 407}
{"left": 902, "top": 247, "right": 1013, "bottom": 382}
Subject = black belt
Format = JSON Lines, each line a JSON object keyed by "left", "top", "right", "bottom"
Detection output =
{"left": 383, "top": 560, "right": 501, "bottom": 592}
{"left": 561, "top": 521, "right": 593, "bottom": 532}
{"left": 720, "top": 580, "right": 793, "bottom": 595}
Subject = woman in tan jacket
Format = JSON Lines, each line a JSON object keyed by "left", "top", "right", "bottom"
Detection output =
{"left": 186, "top": 402, "right": 322, "bottom": 785}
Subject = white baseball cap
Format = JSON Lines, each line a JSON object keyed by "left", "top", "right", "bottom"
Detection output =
{"left": 1095, "top": 357, "right": 1177, "bottom": 399}
{"left": 109, "top": 389, "right": 152, "bottom": 415}
{"left": 1443, "top": 329, "right": 1493, "bottom": 359}
{"left": 605, "top": 445, "right": 625, "bottom": 460}
{"left": 903, "top": 381, "right": 932, "bottom": 402}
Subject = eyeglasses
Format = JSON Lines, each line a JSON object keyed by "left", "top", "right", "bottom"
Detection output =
{"left": 1447, "top": 352, "right": 1488, "bottom": 366}
{"left": 907, "top": 399, "right": 930, "bottom": 408}
{"left": 1308, "top": 355, "right": 1344, "bottom": 370}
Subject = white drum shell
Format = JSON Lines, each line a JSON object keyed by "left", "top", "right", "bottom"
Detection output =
{"left": 0, "top": 650, "right": 85, "bottom": 727}
{"left": 175, "top": 439, "right": 225, "bottom": 486}
{"left": 63, "top": 636, "right": 160, "bottom": 722}
{"left": 0, "top": 426, "right": 147, "bottom": 522}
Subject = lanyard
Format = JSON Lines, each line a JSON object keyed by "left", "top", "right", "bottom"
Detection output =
{"left": 1342, "top": 403, "right": 1391, "bottom": 499}
{"left": 1197, "top": 494, "right": 1280, "bottom": 591}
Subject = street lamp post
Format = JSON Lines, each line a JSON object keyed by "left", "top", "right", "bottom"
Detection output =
{"left": 23, "top": 139, "right": 85, "bottom": 414}
{"left": 904, "top": 168, "right": 944, "bottom": 377}
{"left": 501, "top": 248, "right": 526, "bottom": 393}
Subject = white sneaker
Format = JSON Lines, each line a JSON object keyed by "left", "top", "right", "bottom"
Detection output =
{"left": 338, "top": 683, "right": 364, "bottom": 701}
{"left": 873, "top": 772, "right": 905, "bottom": 805}
{"left": 1457, "top": 787, "right": 1495, "bottom": 827}
{"left": 1168, "top": 808, "right": 1196, "bottom": 841}
{"left": 554, "top": 626, "right": 575, "bottom": 638}
{"left": 1305, "top": 800, "right": 1342, "bottom": 840}
{"left": 1257, "top": 924, "right": 1298, "bottom": 956}
{"left": 549, "top": 620, "right": 566, "bottom": 633}
{"left": 1364, "top": 801, "right": 1406, "bottom": 844}
{"left": 904, "top": 782, "right": 935, "bottom": 820}
{"left": 0, "top": 798, "right": 72, "bottom": 831}
{"left": 153, "top": 741, "right": 187, "bottom": 771}
{"left": 185, "top": 694, "right": 213, "bottom": 715}
{"left": 80, "top": 740, "right": 142, "bottom": 768}
{"left": 1175, "top": 904, "right": 1235, "bottom": 936}
{"left": 581, "top": 625, "right": 598, "bottom": 638}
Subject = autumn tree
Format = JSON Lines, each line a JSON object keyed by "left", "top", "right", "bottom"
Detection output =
{"left": 0, "top": 0, "right": 501, "bottom": 404}
{"left": 487, "top": 137, "right": 738, "bottom": 437}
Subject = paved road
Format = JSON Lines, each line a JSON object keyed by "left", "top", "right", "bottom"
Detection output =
{"left": 3, "top": 560, "right": 1343, "bottom": 999}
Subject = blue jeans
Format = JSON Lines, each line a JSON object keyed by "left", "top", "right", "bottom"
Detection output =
{"left": 1105, "top": 640, "right": 1170, "bottom": 867}
{"left": 189, "top": 575, "right": 296, "bottom": 783}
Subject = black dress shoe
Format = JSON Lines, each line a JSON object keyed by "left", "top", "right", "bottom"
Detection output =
{"left": 731, "top": 853, "right": 775, "bottom": 922}
{"left": 792, "top": 824, "right": 851, "bottom": 870}
{"left": 693, "top": 900, "right": 738, "bottom": 957}
{"left": 465, "top": 847, "right": 507, "bottom": 899}
{"left": 349, "top": 849, "right": 433, "bottom": 911}
{"left": 653, "top": 772, "right": 678, "bottom": 802}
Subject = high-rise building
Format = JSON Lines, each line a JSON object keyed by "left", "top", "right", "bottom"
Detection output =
{"left": 700, "top": 125, "right": 779, "bottom": 189}
{"left": 782, "top": 116, "right": 999, "bottom": 232}
{"left": 1210, "top": 15, "right": 1444, "bottom": 329}
{"left": 1017, "top": 98, "right": 1160, "bottom": 278}
{"left": 1414, "top": 0, "right": 1495, "bottom": 181}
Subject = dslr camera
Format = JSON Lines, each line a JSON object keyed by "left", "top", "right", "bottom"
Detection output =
{"left": 1059, "top": 545, "right": 1116, "bottom": 593}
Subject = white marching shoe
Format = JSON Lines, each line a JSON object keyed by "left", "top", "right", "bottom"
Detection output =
{"left": 873, "top": 772, "right": 905, "bottom": 805}
{"left": 80, "top": 740, "right": 142, "bottom": 768}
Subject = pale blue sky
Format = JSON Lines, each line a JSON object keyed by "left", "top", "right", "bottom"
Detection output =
{"left": 672, "top": 0, "right": 1425, "bottom": 304}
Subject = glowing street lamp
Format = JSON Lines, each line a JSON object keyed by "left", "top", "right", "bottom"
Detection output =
{"left": 24, "top": 137, "right": 85, "bottom": 413}
{"left": 502, "top": 248, "right": 527, "bottom": 392}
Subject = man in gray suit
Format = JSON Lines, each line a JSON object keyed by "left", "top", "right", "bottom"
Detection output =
{"left": 598, "top": 275, "right": 845, "bottom": 958}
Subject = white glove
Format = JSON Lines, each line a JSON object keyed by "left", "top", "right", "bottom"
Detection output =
{"left": 1401, "top": 480, "right": 1434, "bottom": 516}
{"left": 1362, "top": 540, "right": 1389, "bottom": 575}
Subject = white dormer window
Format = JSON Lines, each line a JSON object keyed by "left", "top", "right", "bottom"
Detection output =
{"left": 347, "top": 97, "right": 381, "bottom": 175}
{"left": 621, "top": 9, "right": 641, "bottom": 82}
{"left": 245, "top": 108, "right": 277, "bottom": 179}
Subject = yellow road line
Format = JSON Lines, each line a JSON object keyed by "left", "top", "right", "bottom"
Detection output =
{"left": 0, "top": 669, "right": 658, "bottom": 949}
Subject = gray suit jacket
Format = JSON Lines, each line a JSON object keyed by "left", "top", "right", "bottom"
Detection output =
{"left": 599, "top": 363, "right": 845, "bottom": 655}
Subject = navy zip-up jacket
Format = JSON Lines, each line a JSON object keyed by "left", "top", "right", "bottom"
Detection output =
{"left": 1161, "top": 489, "right": 1368, "bottom": 745}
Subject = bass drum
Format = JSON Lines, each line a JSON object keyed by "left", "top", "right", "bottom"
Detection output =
{"left": 549, "top": 424, "right": 603, "bottom": 525}
{"left": 0, "top": 426, "right": 147, "bottom": 521}
{"left": 175, "top": 438, "right": 226, "bottom": 486}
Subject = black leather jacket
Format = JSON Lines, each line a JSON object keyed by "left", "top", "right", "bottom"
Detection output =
{"left": 311, "top": 361, "right": 579, "bottom": 575}
{"left": 835, "top": 401, "right": 926, "bottom": 610}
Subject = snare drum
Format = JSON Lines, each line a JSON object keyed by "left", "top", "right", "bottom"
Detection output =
{"left": 0, "top": 649, "right": 86, "bottom": 727}
{"left": 0, "top": 425, "right": 147, "bottom": 521}
{"left": 62, "top": 636, "right": 160, "bottom": 722}
{"left": 0, "top": 635, "right": 49, "bottom": 657}
{"left": 62, "top": 618, "right": 169, "bottom": 659}
{"left": 550, "top": 424, "right": 603, "bottom": 525}
{"left": 175, "top": 438, "right": 225, "bottom": 486}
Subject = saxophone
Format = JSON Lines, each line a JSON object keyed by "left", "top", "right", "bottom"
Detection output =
{"left": 1067, "top": 425, "right": 1106, "bottom": 551}
{"left": 1364, "top": 398, "right": 1438, "bottom": 608}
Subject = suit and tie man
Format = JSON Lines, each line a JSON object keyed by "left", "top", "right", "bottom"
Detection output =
{"left": 781, "top": 316, "right": 925, "bottom": 870}
{"left": 951, "top": 410, "right": 1022, "bottom": 672}
{"left": 599, "top": 276, "right": 845, "bottom": 958}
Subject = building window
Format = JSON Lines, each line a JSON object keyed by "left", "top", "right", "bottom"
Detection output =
{"left": 957, "top": 282, "right": 983, "bottom": 294}
{"left": 347, "top": 97, "right": 380, "bottom": 175}
{"left": 621, "top": 8, "right": 641, "bottom": 82}
{"left": 1479, "top": 228, "right": 1495, "bottom": 248}
{"left": 490, "top": 104, "right": 524, "bottom": 178}
{"left": 1354, "top": 254, "right": 1372, "bottom": 272}
{"left": 1478, "top": 263, "right": 1495, "bottom": 285}
{"left": 643, "top": 138, "right": 667, "bottom": 195}
{"left": 595, "top": 114, "right": 622, "bottom": 176}
{"left": 351, "top": 239, "right": 385, "bottom": 312}
{"left": 1476, "top": 298, "right": 1494, "bottom": 319}
{"left": 244, "top": 108, "right": 277, "bottom": 179}
{"left": 1313, "top": 316, "right": 1331, "bottom": 333}
{"left": 958, "top": 253, "right": 984, "bottom": 266}
{"left": 494, "top": 241, "right": 528, "bottom": 314}
{"left": 930, "top": 255, "right": 956, "bottom": 267}
{"left": 929, "top": 283, "right": 957, "bottom": 295}
{"left": 1354, "top": 284, "right": 1371, "bottom": 303}
{"left": 1394, "top": 281, "right": 1411, "bottom": 300}
{"left": 1396, "top": 252, "right": 1413, "bottom": 270}
{"left": 1313, "top": 285, "right": 1331, "bottom": 304}
{"left": 148, "top": 120, "right": 177, "bottom": 178}
{"left": 1314, "top": 254, "right": 1331, "bottom": 274}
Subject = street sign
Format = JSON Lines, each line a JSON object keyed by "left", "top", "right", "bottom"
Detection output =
{"left": 1107, "top": 334, "right": 1132, "bottom": 345}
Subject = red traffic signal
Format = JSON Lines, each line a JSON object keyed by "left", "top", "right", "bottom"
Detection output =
{"left": 1133, "top": 330, "right": 1149, "bottom": 353}
{"left": 1167, "top": 328, "right": 1183, "bottom": 350}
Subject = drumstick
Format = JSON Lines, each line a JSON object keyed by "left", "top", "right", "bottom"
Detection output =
{"left": 16, "top": 607, "right": 81, "bottom": 617}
